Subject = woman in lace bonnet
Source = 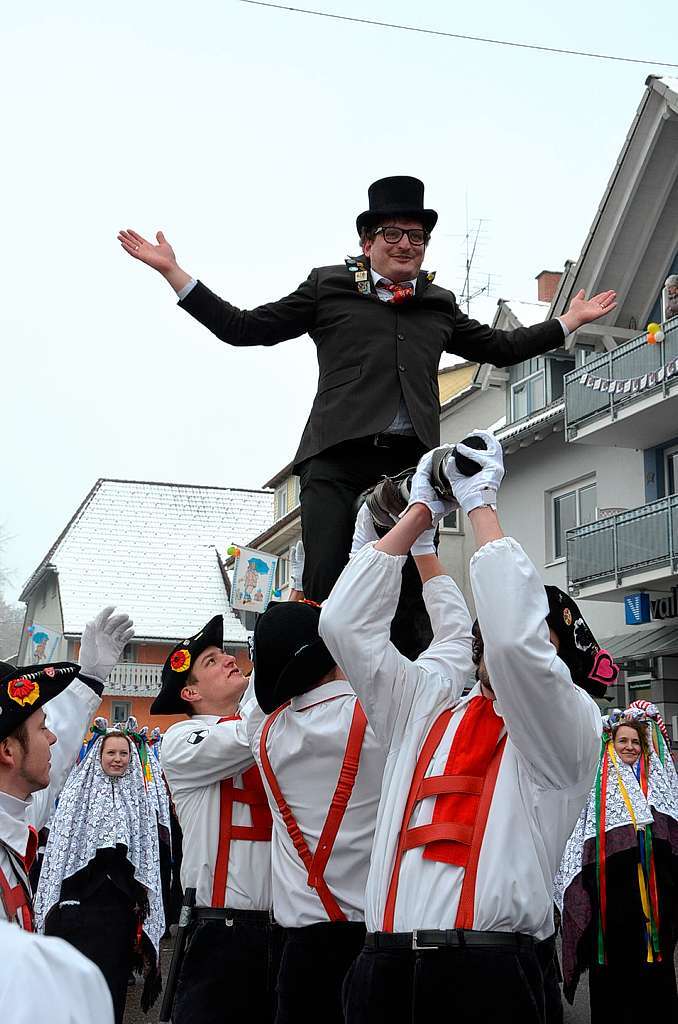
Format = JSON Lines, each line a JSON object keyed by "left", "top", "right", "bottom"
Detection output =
{"left": 556, "top": 702, "right": 678, "bottom": 1022}
{"left": 34, "top": 717, "right": 164, "bottom": 1023}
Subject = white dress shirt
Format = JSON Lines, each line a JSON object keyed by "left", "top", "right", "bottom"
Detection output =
{"left": 247, "top": 680, "right": 386, "bottom": 928}
{"left": 0, "top": 678, "right": 102, "bottom": 926}
{"left": 160, "top": 705, "right": 272, "bottom": 911}
{"left": 319, "top": 539, "right": 601, "bottom": 940}
{"left": 0, "top": 919, "right": 114, "bottom": 1023}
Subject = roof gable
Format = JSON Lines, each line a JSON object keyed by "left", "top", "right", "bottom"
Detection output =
{"left": 21, "top": 479, "right": 273, "bottom": 642}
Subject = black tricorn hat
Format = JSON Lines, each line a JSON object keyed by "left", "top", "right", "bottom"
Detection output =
{"left": 356, "top": 176, "right": 438, "bottom": 235}
{"left": 252, "top": 602, "right": 336, "bottom": 715}
{"left": 151, "top": 615, "right": 224, "bottom": 716}
{"left": 0, "top": 660, "right": 81, "bottom": 742}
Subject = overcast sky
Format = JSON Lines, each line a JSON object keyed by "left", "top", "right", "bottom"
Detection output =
{"left": 2, "top": 0, "right": 675, "bottom": 602}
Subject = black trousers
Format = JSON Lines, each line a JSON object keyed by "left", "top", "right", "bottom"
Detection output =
{"left": 343, "top": 937, "right": 552, "bottom": 1024}
{"left": 276, "top": 920, "right": 366, "bottom": 1024}
{"left": 298, "top": 436, "right": 431, "bottom": 660}
{"left": 45, "top": 879, "right": 136, "bottom": 1024}
{"left": 173, "top": 915, "right": 284, "bottom": 1024}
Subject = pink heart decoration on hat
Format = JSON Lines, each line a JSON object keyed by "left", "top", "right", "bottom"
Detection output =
{"left": 588, "top": 648, "right": 619, "bottom": 686}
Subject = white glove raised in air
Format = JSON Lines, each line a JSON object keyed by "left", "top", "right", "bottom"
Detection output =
{"left": 350, "top": 503, "right": 380, "bottom": 557}
{"left": 445, "top": 430, "right": 505, "bottom": 515}
{"left": 289, "top": 540, "right": 305, "bottom": 592}
{"left": 79, "top": 606, "right": 135, "bottom": 683}
{"left": 405, "top": 447, "right": 458, "bottom": 528}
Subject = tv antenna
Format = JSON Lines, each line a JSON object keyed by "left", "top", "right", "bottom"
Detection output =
{"left": 459, "top": 198, "right": 493, "bottom": 314}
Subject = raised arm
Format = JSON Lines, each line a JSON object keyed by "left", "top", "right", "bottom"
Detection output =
{"left": 118, "top": 227, "right": 316, "bottom": 346}
{"left": 161, "top": 717, "right": 255, "bottom": 795}
{"left": 447, "top": 289, "right": 617, "bottom": 367}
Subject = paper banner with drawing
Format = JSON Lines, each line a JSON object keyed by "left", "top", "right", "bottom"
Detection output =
{"left": 229, "top": 546, "right": 278, "bottom": 614}
{"left": 26, "top": 623, "right": 63, "bottom": 663}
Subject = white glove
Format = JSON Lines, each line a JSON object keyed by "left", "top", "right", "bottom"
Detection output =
{"left": 350, "top": 503, "right": 379, "bottom": 556}
{"left": 405, "top": 447, "right": 458, "bottom": 528}
{"left": 289, "top": 540, "right": 305, "bottom": 592}
{"left": 79, "top": 606, "right": 135, "bottom": 683}
{"left": 445, "top": 430, "right": 504, "bottom": 515}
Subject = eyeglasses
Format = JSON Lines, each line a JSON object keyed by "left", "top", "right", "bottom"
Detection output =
{"left": 374, "top": 226, "right": 428, "bottom": 246}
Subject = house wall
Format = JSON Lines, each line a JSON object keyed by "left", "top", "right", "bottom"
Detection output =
{"left": 19, "top": 573, "right": 65, "bottom": 662}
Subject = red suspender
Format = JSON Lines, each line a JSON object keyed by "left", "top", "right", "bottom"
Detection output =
{"left": 454, "top": 734, "right": 508, "bottom": 929}
{"left": 382, "top": 710, "right": 508, "bottom": 932}
{"left": 210, "top": 720, "right": 273, "bottom": 908}
{"left": 259, "top": 699, "right": 368, "bottom": 923}
{"left": 0, "top": 837, "right": 35, "bottom": 931}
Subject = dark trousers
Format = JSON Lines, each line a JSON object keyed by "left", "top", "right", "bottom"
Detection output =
{"left": 173, "top": 915, "right": 284, "bottom": 1024}
{"left": 298, "top": 436, "right": 431, "bottom": 660}
{"left": 276, "top": 920, "right": 366, "bottom": 1024}
{"left": 589, "top": 945, "right": 678, "bottom": 1022}
{"left": 343, "top": 937, "right": 551, "bottom": 1024}
{"left": 45, "top": 879, "right": 136, "bottom": 1024}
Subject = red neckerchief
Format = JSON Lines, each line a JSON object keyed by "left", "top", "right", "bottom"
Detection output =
{"left": 423, "top": 695, "right": 503, "bottom": 867}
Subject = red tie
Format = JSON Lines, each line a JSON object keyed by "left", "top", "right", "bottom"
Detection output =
{"left": 423, "top": 695, "right": 503, "bottom": 867}
{"left": 381, "top": 281, "right": 414, "bottom": 304}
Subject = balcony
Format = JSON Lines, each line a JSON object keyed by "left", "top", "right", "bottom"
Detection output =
{"left": 567, "top": 495, "right": 678, "bottom": 598}
{"left": 106, "top": 662, "right": 162, "bottom": 697}
{"left": 564, "top": 317, "right": 678, "bottom": 448}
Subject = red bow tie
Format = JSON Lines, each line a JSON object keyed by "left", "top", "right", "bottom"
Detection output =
{"left": 379, "top": 280, "right": 414, "bottom": 303}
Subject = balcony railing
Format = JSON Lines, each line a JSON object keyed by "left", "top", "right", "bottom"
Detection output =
{"left": 564, "top": 317, "right": 678, "bottom": 437}
{"left": 106, "top": 662, "right": 163, "bottom": 697}
{"left": 567, "top": 495, "right": 678, "bottom": 591}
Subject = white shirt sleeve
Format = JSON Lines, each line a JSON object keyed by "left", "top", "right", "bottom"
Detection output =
{"left": 319, "top": 543, "right": 473, "bottom": 748}
{"left": 161, "top": 717, "right": 256, "bottom": 795}
{"left": 556, "top": 317, "right": 570, "bottom": 338}
{"left": 176, "top": 278, "right": 197, "bottom": 301}
{"left": 470, "top": 537, "right": 601, "bottom": 790}
{"left": 30, "top": 678, "right": 102, "bottom": 830}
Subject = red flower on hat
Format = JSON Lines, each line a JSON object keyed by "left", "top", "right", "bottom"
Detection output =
{"left": 44, "top": 667, "right": 56, "bottom": 678}
{"left": 170, "top": 649, "right": 191, "bottom": 673}
{"left": 8, "top": 677, "right": 41, "bottom": 707}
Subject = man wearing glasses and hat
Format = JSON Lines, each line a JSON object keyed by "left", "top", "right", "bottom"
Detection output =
{"left": 0, "top": 607, "right": 134, "bottom": 930}
{"left": 120, "top": 176, "right": 616, "bottom": 656}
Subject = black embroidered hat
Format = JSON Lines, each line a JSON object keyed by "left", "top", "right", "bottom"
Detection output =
{"left": 252, "top": 601, "right": 336, "bottom": 714}
{"left": 0, "top": 660, "right": 81, "bottom": 742}
{"left": 151, "top": 615, "right": 223, "bottom": 716}
{"left": 356, "top": 176, "right": 438, "bottom": 234}
{"left": 470, "top": 587, "right": 619, "bottom": 700}
{"left": 545, "top": 587, "right": 619, "bottom": 699}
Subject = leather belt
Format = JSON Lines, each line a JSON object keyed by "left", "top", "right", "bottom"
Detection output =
{"left": 193, "top": 907, "right": 274, "bottom": 925}
{"left": 365, "top": 929, "right": 535, "bottom": 951}
{"left": 373, "top": 433, "right": 418, "bottom": 448}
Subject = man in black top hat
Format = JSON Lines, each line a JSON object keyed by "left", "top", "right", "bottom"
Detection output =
{"left": 119, "top": 176, "right": 616, "bottom": 656}
{"left": 0, "top": 606, "right": 134, "bottom": 929}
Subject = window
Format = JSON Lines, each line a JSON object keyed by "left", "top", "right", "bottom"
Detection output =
{"left": 552, "top": 480, "right": 597, "bottom": 560}
{"left": 120, "top": 642, "right": 137, "bottom": 663}
{"left": 290, "top": 476, "right": 301, "bottom": 508}
{"left": 665, "top": 446, "right": 678, "bottom": 496}
{"left": 511, "top": 371, "right": 545, "bottom": 420}
{"left": 275, "top": 555, "right": 289, "bottom": 590}
{"left": 548, "top": 355, "right": 576, "bottom": 401}
{"left": 111, "top": 701, "right": 131, "bottom": 724}
{"left": 274, "top": 483, "right": 288, "bottom": 520}
{"left": 440, "top": 509, "right": 461, "bottom": 533}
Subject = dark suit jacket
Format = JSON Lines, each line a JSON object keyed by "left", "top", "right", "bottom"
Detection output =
{"left": 179, "top": 261, "right": 565, "bottom": 467}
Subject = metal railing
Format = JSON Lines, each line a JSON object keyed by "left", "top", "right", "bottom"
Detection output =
{"left": 564, "top": 317, "right": 678, "bottom": 436}
{"left": 567, "top": 495, "right": 678, "bottom": 590}
{"left": 106, "top": 662, "right": 163, "bottom": 697}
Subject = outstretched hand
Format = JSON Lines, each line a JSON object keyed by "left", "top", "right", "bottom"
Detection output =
{"left": 562, "top": 288, "right": 617, "bottom": 332}
{"left": 118, "top": 228, "right": 177, "bottom": 275}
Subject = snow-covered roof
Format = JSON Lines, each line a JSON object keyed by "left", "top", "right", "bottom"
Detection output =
{"left": 21, "top": 479, "right": 273, "bottom": 643}
{"left": 501, "top": 299, "right": 549, "bottom": 327}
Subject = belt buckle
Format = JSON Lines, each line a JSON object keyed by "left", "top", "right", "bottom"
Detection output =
{"left": 411, "top": 929, "right": 435, "bottom": 951}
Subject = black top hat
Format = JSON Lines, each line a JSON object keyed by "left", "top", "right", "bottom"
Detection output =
{"left": 151, "top": 615, "right": 224, "bottom": 716}
{"left": 356, "top": 176, "right": 438, "bottom": 235}
{"left": 0, "top": 660, "right": 81, "bottom": 742}
{"left": 252, "top": 602, "right": 336, "bottom": 715}
{"left": 545, "top": 587, "right": 619, "bottom": 699}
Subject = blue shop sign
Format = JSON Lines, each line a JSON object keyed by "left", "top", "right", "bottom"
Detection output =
{"left": 624, "top": 593, "right": 651, "bottom": 625}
